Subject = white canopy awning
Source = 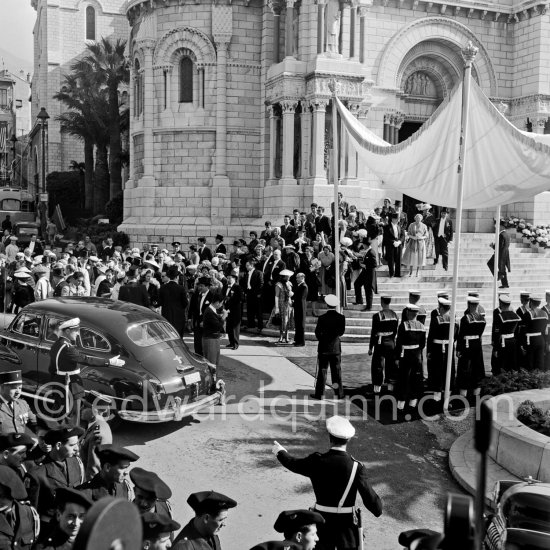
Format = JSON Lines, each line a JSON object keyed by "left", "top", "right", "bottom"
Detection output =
{"left": 336, "top": 81, "right": 550, "bottom": 209}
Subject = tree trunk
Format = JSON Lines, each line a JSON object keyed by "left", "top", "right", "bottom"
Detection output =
{"left": 94, "top": 143, "right": 110, "bottom": 214}
{"left": 109, "top": 85, "right": 122, "bottom": 199}
{"left": 84, "top": 138, "right": 94, "bottom": 211}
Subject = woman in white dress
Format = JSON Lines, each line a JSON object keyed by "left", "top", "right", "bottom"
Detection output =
{"left": 402, "top": 213, "right": 428, "bottom": 277}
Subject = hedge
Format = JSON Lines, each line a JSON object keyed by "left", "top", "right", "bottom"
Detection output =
{"left": 517, "top": 400, "right": 550, "bottom": 437}
{"left": 480, "top": 369, "right": 550, "bottom": 397}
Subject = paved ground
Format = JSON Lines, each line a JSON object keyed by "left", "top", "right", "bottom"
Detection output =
{"left": 113, "top": 334, "right": 464, "bottom": 550}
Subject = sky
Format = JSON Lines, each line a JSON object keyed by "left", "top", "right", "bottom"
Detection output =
{"left": 0, "top": 0, "right": 36, "bottom": 68}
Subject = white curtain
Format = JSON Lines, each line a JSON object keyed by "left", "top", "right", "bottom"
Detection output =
{"left": 336, "top": 81, "right": 550, "bottom": 209}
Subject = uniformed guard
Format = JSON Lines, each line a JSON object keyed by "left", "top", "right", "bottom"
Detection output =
{"left": 523, "top": 295, "right": 549, "bottom": 371}
{"left": 34, "top": 487, "right": 93, "bottom": 550}
{"left": 141, "top": 512, "right": 180, "bottom": 550}
{"left": 273, "top": 509, "right": 324, "bottom": 550}
{"left": 395, "top": 304, "right": 426, "bottom": 411}
{"left": 465, "top": 291, "right": 486, "bottom": 317}
{"left": 368, "top": 295, "right": 399, "bottom": 394}
{"left": 75, "top": 444, "right": 138, "bottom": 501}
{"left": 24, "top": 425, "right": 85, "bottom": 523}
{"left": 543, "top": 291, "right": 550, "bottom": 370}
{"left": 427, "top": 297, "right": 457, "bottom": 402}
{"left": 272, "top": 416, "right": 382, "bottom": 550}
{"left": 490, "top": 294, "right": 520, "bottom": 376}
{"left": 429, "top": 291, "right": 450, "bottom": 323}
{"left": 401, "top": 290, "right": 427, "bottom": 324}
{"left": 456, "top": 296, "right": 486, "bottom": 397}
{"left": 49, "top": 317, "right": 125, "bottom": 420}
{"left": 0, "top": 433, "right": 35, "bottom": 481}
{"left": 0, "top": 465, "right": 40, "bottom": 550}
{"left": 172, "top": 491, "right": 237, "bottom": 549}
{"left": 130, "top": 467, "right": 173, "bottom": 518}
{"left": 515, "top": 291, "right": 531, "bottom": 369}
{"left": 0, "top": 370, "right": 37, "bottom": 436}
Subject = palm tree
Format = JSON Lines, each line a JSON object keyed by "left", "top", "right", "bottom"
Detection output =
{"left": 74, "top": 38, "right": 129, "bottom": 200}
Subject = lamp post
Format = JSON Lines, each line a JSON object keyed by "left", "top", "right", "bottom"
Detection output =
{"left": 9, "top": 134, "right": 17, "bottom": 186}
{"left": 37, "top": 107, "right": 50, "bottom": 233}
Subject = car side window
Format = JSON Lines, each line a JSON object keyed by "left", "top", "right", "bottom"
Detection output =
{"left": 12, "top": 314, "right": 42, "bottom": 338}
{"left": 77, "top": 327, "right": 111, "bottom": 352}
{"left": 45, "top": 318, "right": 63, "bottom": 342}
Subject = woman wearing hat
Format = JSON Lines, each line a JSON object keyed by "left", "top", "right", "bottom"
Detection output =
{"left": 273, "top": 270, "right": 294, "bottom": 344}
{"left": 301, "top": 247, "right": 320, "bottom": 317}
{"left": 402, "top": 213, "right": 428, "bottom": 277}
{"left": 140, "top": 269, "right": 160, "bottom": 310}
{"left": 419, "top": 203, "right": 436, "bottom": 260}
{"left": 318, "top": 244, "right": 335, "bottom": 296}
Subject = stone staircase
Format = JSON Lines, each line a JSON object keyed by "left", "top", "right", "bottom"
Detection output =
{"left": 262, "top": 231, "right": 550, "bottom": 343}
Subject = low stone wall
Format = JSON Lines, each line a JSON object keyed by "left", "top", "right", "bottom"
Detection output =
{"left": 488, "top": 389, "right": 550, "bottom": 482}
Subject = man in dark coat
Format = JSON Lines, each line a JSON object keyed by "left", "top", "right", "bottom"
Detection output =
{"left": 293, "top": 273, "right": 308, "bottom": 347}
{"left": 488, "top": 220, "right": 510, "bottom": 288}
{"left": 224, "top": 270, "right": 243, "bottom": 350}
{"left": 273, "top": 416, "right": 382, "bottom": 550}
{"left": 433, "top": 208, "right": 453, "bottom": 270}
{"left": 315, "top": 207, "right": 331, "bottom": 238}
{"left": 312, "top": 295, "right": 346, "bottom": 400}
{"left": 382, "top": 213, "right": 404, "bottom": 278}
{"left": 198, "top": 237, "right": 213, "bottom": 263}
{"left": 490, "top": 294, "right": 520, "bottom": 376}
{"left": 243, "top": 260, "right": 264, "bottom": 333}
{"left": 188, "top": 277, "right": 213, "bottom": 356}
{"left": 118, "top": 266, "right": 150, "bottom": 307}
{"left": 159, "top": 267, "right": 189, "bottom": 337}
{"left": 353, "top": 240, "right": 378, "bottom": 310}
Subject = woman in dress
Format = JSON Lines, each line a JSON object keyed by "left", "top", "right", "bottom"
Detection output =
{"left": 188, "top": 245, "right": 200, "bottom": 266}
{"left": 402, "top": 213, "right": 428, "bottom": 277}
{"left": 339, "top": 237, "right": 355, "bottom": 309}
{"left": 274, "top": 269, "right": 294, "bottom": 343}
{"left": 141, "top": 269, "right": 160, "bottom": 309}
{"left": 318, "top": 244, "right": 335, "bottom": 296}
{"left": 302, "top": 247, "right": 320, "bottom": 316}
{"left": 421, "top": 203, "right": 436, "bottom": 261}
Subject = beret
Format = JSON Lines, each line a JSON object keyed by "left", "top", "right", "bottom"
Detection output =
{"left": 0, "top": 432, "right": 35, "bottom": 451}
{"left": 96, "top": 444, "right": 139, "bottom": 464}
{"left": 129, "top": 468, "right": 172, "bottom": 500}
{"left": 142, "top": 512, "right": 181, "bottom": 539}
{"left": 45, "top": 425, "right": 85, "bottom": 445}
{"left": 274, "top": 510, "right": 325, "bottom": 534}
{"left": 326, "top": 416, "right": 355, "bottom": 439}
{"left": 55, "top": 487, "right": 93, "bottom": 509}
{"left": 187, "top": 491, "right": 237, "bottom": 515}
{"left": 0, "top": 465, "right": 27, "bottom": 500}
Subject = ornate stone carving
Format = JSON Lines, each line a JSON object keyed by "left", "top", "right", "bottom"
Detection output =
{"left": 461, "top": 41, "right": 479, "bottom": 64}
{"left": 280, "top": 100, "right": 298, "bottom": 113}
{"left": 311, "top": 99, "right": 329, "bottom": 111}
{"left": 404, "top": 71, "right": 434, "bottom": 96}
{"left": 153, "top": 27, "right": 217, "bottom": 66}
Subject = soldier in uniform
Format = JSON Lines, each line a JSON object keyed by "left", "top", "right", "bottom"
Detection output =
{"left": 76, "top": 444, "right": 138, "bottom": 501}
{"left": 465, "top": 291, "right": 486, "bottom": 317}
{"left": 490, "top": 294, "right": 520, "bottom": 376}
{"left": 395, "top": 304, "right": 426, "bottom": 411}
{"left": 172, "top": 491, "right": 237, "bottom": 549}
{"left": 130, "top": 467, "right": 173, "bottom": 518}
{"left": 515, "top": 291, "right": 531, "bottom": 369}
{"left": 426, "top": 297, "right": 457, "bottom": 402}
{"left": 272, "top": 416, "right": 382, "bottom": 550}
{"left": 0, "top": 465, "right": 40, "bottom": 550}
{"left": 401, "top": 290, "right": 427, "bottom": 324}
{"left": 0, "top": 370, "right": 37, "bottom": 436}
{"left": 456, "top": 296, "right": 486, "bottom": 397}
{"left": 0, "top": 433, "right": 35, "bottom": 481}
{"left": 34, "top": 487, "right": 93, "bottom": 550}
{"left": 523, "top": 295, "right": 549, "bottom": 371}
{"left": 273, "top": 509, "right": 325, "bottom": 550}
{"left": 25, "top": 425, "right": 85, "bottom": 523}
{"left": 142, "top": 512, "right": 181, "bottom": 550}
{"left": 429, "top": 291, "right": 450, "bottom": 323}
{"left": 368, "top": 295, "right": 398, "bottom": 394}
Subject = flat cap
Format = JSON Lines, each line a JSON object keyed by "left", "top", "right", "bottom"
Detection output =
{"left": 250, "top": 542, "right": 302, "bottom": 550}
{"left": 96, "top": 444, "right": 139, "bottom": 464}
{"left": 274, "top": 510, "right": 325, "bottom": 534}
{"left": 59, "top": 317, "right": 80, "bottom": 330}
{"left": 520, "top": 291, "right": 530, "bottom": 298}
{"left": 129, "top": 468, "right": 172, "bottom": 500}
{"left": 406, "top": 303, "right": 420, "bottom": 311}
{"left": 467, "top": 296, "right": 480, "bottom": 304}
{"left": 0, "top": 433, "right": 35, "bottom": 451}
{"left": 172, "top": 242, "right": 181, "bottom": 247}
{"left": 54, "top": 487, "right": 93, "bottom": 510}
{"left": 0, "top": 370, "right": 22, "bottom": 384}
{"left": 44, "top": 425, "right": 85, "bottom": 445}
{"left": 380, "top": 294, "right": 392, "bottom": 301}
{"left": 529, "top": 296, "right": 542, "bottom": 303}
{"left": 187, "top": 491, "right": 237, "bottom": 515}
{"left": 326, "top": 416, "right": 355, "bottom": 439}
{"left": 142, "top": 512, "right": 181, "bottom": 540}
{"left": 324, "top": 294, "right": 338, "bottom": 308}
{"left": 408, "top": 289, "right": 421, "bottom": 296}
{"left": 437, "top": 291, "right": 449, "bottom": 298}
{"left": 0, "top": 465, "right": 27, "bottom": 500}
{"left": 438, "top": 298, "right": 451, "bottom": 306}
{"left": 498, "top": 294, "right": 511, "bottom": 304}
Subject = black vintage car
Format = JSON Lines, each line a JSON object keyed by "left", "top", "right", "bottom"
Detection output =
{"left": 0, "top": 297, "right": 225, "bottom": 423}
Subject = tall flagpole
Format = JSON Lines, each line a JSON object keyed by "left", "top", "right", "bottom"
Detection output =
{"left": 493, "top": 205, "right": 502, "bottom": 310}
{"left": 329, "top": 79, "right": 341, "bottom": 312}
{"left": 444, "top": 41, "right": 479, "bottom": 410}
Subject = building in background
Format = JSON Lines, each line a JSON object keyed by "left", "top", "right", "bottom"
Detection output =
{"left": 121, "top": 0, "right": 550, "bottom": 245}
{"left": 0, "top": 70, "right": 16, "bottom": 183}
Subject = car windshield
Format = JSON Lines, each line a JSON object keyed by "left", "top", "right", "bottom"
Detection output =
{"left": 17, "top": 226, "right": 38, "bottom": 235}
{"left": 126, "top": 321, "right": 180, "bottom": 347}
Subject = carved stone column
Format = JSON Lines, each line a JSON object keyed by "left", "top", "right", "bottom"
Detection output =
{"left": 281, "top": 100, "right": 298, "bottom": 183}
{"left": 533, "top": 116, "right": 548, "bottom": 134}
{"left": 214, "top": 38, "right": 230, "bottom": 178}
{"left": 140, "top": 41, "right": 156, "bottom": 184}
{"left": 393, "top": 114, "right": 404, "bottom": 144}
{"left": 285, "top": 0, "right": 295, "bottom": 58}
{"left": 358, "top": 6, "right": 368, "bottom": 64}
{"left": 269, "top": 1, "right": 281, "bottom": 64}
{"left": 317, "top": 0, "right": 326, "bottom": 54}
{"left": 349, "top": 4, "right": 357, "bottom": 60}
{"left": 128, "top": 70, "right": 135, "bottom": 184}
{"left": 300, "top": 100, "right": 311, "bottom": 180}
{"left": 383, "top": 114, "right": 391, "bottom": 143}
{"left": 267, "top": 104, "right": 277, "bottom": 181}
{"left": 310, "top": 99, "right": 328, "bottom": 181}
{"left": 344, "top": 102, "right": 360, "bottom": 181}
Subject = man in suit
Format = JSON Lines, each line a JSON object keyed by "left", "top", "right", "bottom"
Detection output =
{"left": 262, "top": 249, "right": 286, "bottom": 312}
{"left": 243, "top": 260, "right": 264, "bottom": 333}
{"left": 394, "top": 200, "right": 408, "bottom": 231}
{"left": 353, "top": 240, "right": 378, "bottom": 311}
{"left": 188, "top": 277, "right": 212, "bottom": 356}
{"left": 315, "top": 207, "right": 331, "bottom": 238}
{"left": 293, "top": 273, "right": 308, "bottom": 347}
{"left": 280, "top": 215, "right": 297, "bottom": 244}
{"left": 434, "top": 208, "right": 453, "bottom": 270}
{"left": 224, "top": 269, "right": 243, "bottom": 349}
{"left": 312, "top": 295, "right": 346, "bottom": 400}
{"left": 197, "top": 237, "right": 213, "bottom": 263}
{"left": 382, "top": 212, "right": 404, "bottom": 278}
{"left": 159, "top": 266, "right": 189, "bottom": 337}
{"left": 306, "top": 203, "right": 318, "bottom": 224}
{"left": 272, "top": 416, "right": 382, "bottom": 550}
{"left": 214, "top": 234, "right": 227, "bottom": 256}
{"left": 118, "top": 266, "right": 150, "bottom": 307}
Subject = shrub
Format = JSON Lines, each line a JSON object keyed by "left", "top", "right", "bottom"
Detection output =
{"left": 46, "top": 171, "right": 89, "bottom": 223}
{"left": 105, "top": 192, "right": 124, "bottom": 224}
{"left": 480, "top": 369, "right": 550, "bottom": 397}
{"left": 517, "top": 400, "right": 550, "bottom": 437}
{"left": 71, "top": 220, "right": 130, "bottom": 248}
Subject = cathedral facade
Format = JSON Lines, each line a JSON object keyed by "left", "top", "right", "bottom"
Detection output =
{"left": 119, "top": 0, "right": 550, "bottom": 243}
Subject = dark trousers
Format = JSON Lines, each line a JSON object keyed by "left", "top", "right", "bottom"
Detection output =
{"left": 353, "top": 269, "right": 374, "bottom": 307}
{"left": 226, "top": 317, "right": 240, "bottom": 347}
{"left": 491, "top": 340, "right": 517, "bottom": 375}
{"left": 246, "top": 292, "right": 263, "bottom": 329}
{"left": 371, "top": 339, "right": 395, "bottom": 386}
{"left": 314, "top": 353, "right": 343, "bottom": 398}
{"left": 294, "top": 309, "right": 305, "bottom": 345}
{"left": 193, "top": 327, "right": 203, "bottom": 356}
{"left": 427, "top": 343, "right": 454, "bottom": 391}
{"left": 456, "top": 343, "right": 485, "bottom": 390}
{"left": 526, "top": 335, "right": 545, "bottom": 371}
{"left": 498, "top": 269, "right": 509, "bottom": 288}
{"left": 385, "top": 246, "right": 401, "bottom": 277}
{"left": 434, "top": 236, "right": 449, "bottom": 269}
{"left": 396, "top": 350, "right": 424, "bottom": 402}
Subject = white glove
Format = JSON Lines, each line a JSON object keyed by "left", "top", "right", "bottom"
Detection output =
{"left": 393, "top": 241, "right": 400, "bottom": 248}
{"left": 272, "top": 441, "right": 286, "bottom": 455}
{"left": 109, "top": 355, "right": 125, "bottom": 367}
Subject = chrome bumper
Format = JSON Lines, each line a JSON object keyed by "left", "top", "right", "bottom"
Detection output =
{"left": 118, "top": 380, "right": 225, "bottom": 423}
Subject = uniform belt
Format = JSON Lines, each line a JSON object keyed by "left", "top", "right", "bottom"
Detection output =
{"left": 464, "top": 335, "right": 479, "bottom": 348}
{"left": 376, "top": 331, "right": 394, "bottom": 344}
{"left": 526, "top": 332, "right": 542, "bottom": 345}
{"left": 314, "top": 504, "right": 354, "bottom": 514}
{"left": 433, "top": 339, "right": 449, "bottom": 345}
{"left": 400, "top": 344, "right": 419, "bottom": 358}
{"left": 500, "top": 333, "right": 515, "bottom": 348}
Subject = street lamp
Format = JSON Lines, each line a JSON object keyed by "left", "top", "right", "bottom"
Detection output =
{"left": 9, "top": 135, "right": 17, "bottom": 187}
{"left": 37, "top": 107, "right": 50, "bottom": 233}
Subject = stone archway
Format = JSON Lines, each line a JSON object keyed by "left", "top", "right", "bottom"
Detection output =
{"left": 153, "top": 27, "right": 217, "bottom": 68}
